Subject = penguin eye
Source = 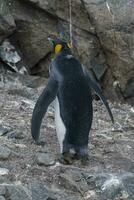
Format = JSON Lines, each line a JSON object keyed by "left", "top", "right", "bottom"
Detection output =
{"left": 55, "top": 44, "right": 63, "bottom": 54}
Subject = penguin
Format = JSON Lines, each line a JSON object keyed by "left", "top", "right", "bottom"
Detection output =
{"left": 31, "top": 38, "right": 114, "bottom": 164}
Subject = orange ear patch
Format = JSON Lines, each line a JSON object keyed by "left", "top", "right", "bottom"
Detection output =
{"left": 55, "top": 44, "right": 62, "bottom": 54}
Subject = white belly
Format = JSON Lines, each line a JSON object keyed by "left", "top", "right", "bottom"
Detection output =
{"left": 55, "top": 97, "right": 66, "bottom": 153}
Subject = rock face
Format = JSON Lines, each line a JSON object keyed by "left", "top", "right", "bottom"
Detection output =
{"left": 0, "top": 0, "right": 133, "bottom": 104}
{"left": 84, "top": 0, "right": 134, "bottom": 104}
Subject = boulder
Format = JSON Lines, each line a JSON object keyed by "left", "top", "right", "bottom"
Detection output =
{"left": 6, "top": 185, "right": 31, "bottom": 200}
{"left": 0, "top": 145, "right": 11, "bottom": 160}
{"left": 0, "top": 0, "right": 15, "bottom": 43}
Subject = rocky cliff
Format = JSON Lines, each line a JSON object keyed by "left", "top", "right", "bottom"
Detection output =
{"left": 0, "top": 0, "right": 134, "bottom": 104}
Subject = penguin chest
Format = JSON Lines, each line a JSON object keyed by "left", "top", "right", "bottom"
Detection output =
{"left": 54, "top": 97, "right": 66, "bottom": 153}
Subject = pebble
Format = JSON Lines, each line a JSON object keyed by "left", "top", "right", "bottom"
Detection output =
{"left": 0, "top": 145, "right": 11, "bottom": 160}
{"left": 8, "top": 131, "right": 25, "bottom": 140}
{"left": 0, "top": 125, "right": 8, "bottom": 136}
{"left": 0, "top": 196, "right": 6, "bottom": 200}
{"left": 0, "top": 168, "right": 9, "bottom": 176}
{"left": 36, "top": 153, "right": 55, "bottom": 166}
{"left": 0, "top": 185, "right": 6, "bottom": 195}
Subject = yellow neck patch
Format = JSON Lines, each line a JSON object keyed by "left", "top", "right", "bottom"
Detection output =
{"left": 55, "top": 44, "right": 62, "bottom": 54}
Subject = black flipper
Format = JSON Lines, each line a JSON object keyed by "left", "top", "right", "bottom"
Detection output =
{"left": 83, "top": 67, "right": 114, "bottom": 124}
{"left": 31, "top": 77, "right": 58, "bottom": 141}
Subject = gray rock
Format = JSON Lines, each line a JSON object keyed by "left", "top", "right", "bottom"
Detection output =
{"left": 0, "top": 40, "right": 27, "bottom": 74}
{"left": 0, "top": 186, "right": 6, "bottom": 195}
{"left": 30, "top": 182, "right": 56, "bottom": 200}
{"left": 0, "top": 145, "right": 11, "bottom": 160}
{"left": 36, "top": 153, "right": 55, "bottom": 166}
{"left": 0, "top": 177, "right": 10, "bottom": 184}
{"left": 90, "top": 56, "right": 107, "bottom": 80}
{"left": 0, "top": 71, "right": 46, "bottom": 89}
{"left": 0, "top": 196, "right": 5, "bottom": 200}
{"left": 0, "top": 168, "right": 9, "bottom": 176}
{"left": 8, "top": 131, "right": 25, "bottom": 140}
{"left": 65, "top": 197, "right": 82, "bottom": 200}
{"left": 0, "top": 0, "right": 16, "bottom": 43}
{"left": 122, "top": 173, "right": 134, "bottom": 196}
{"left": 101, "top": 176, "right": 123, "bottom": 200}
{"left": 123, "top": 78, "right": 134, "bottom": 99}
{"left": 0, "top": 125, "right": 8, "bottom": 136}
{"left": 6, "top": 185, "right": 31, "bottom": 200}
{"left": 58, "top": 171, "right": 89, "bottom": 195}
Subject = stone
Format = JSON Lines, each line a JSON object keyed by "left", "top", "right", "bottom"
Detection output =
{"left": 6, "top": 185, "right": 31, "bottom": 200}
{"left": 0, "top": 168, "right": 9, "bottom": 176}
{"left": 0, "top": 0, "right": 16, "bottom": 43}
{"left": 21, "top": 99, "right": 35, "bottom": 109}
{"left": 8, "top": 131, "right": 25, "bottom": 140}
{"left": 0, "top": 185, "right": 6, "bottom": 195}
{"left": 58, "top": 171, "right": 89, "bottom": 195}
{"left": 0, "top": 145, "right": 11, "bottom": 160}
{"left": 0, "top": 71, "right": 46, "bottom": 89}
{"left": 0, "top": 125, "right": 8, "bottom": 136}
{"left": 59, "top": 173, "right": 80, "bottom": 193}
{"left": 36, "top": 153, "right": 56, "bottom": 166}
{"left": 122, "top": 173, "right": 134, "bottom": 196}
{"left": 0, "top": 40, "right": 27, "bottom": 74}
{"left": 0, "top": 196, "right": 5, "bottom": 200}
{"left": 123, "top": 78, "right": 134, "bottom": 99}
{"left": 101, "top": 176, "right": 123, "bottom": 200}
{"left": 30, "top": 182, "right": 56, "bottom": 200}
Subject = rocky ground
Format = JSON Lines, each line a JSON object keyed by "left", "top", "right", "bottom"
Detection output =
{"left": 0, "top": 71, "right": 133, "bottom": 200}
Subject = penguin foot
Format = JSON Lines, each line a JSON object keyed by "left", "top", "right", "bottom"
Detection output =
{"left": 59, "top": 153, "right": 73, "bottom": 165}
{"left": 73, "top": 153, "right": 89, "bottom": 165}
{"left": 80, "top": 155, "right": 89, "bottom": 166}
{"left": 73, "top": 153, "right": 81, "bottom": 160}
{"left": 35, "top": 139, "right": 46, "bottom": 146}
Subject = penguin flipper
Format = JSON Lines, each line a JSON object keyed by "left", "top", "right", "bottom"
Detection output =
{"left": 83, "top": 67, "right": 114, "bottom": 124}
{"left": 31, "top": 77, "right": 58, "bottom": 141}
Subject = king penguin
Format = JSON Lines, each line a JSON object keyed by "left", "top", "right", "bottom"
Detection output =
{"left": 31, "top": 38, "right": 114, "bottom": 164}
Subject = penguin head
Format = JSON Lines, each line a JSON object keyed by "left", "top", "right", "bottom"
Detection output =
{"left": 48, "top": 38, "right": 72, "bottom": 54}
